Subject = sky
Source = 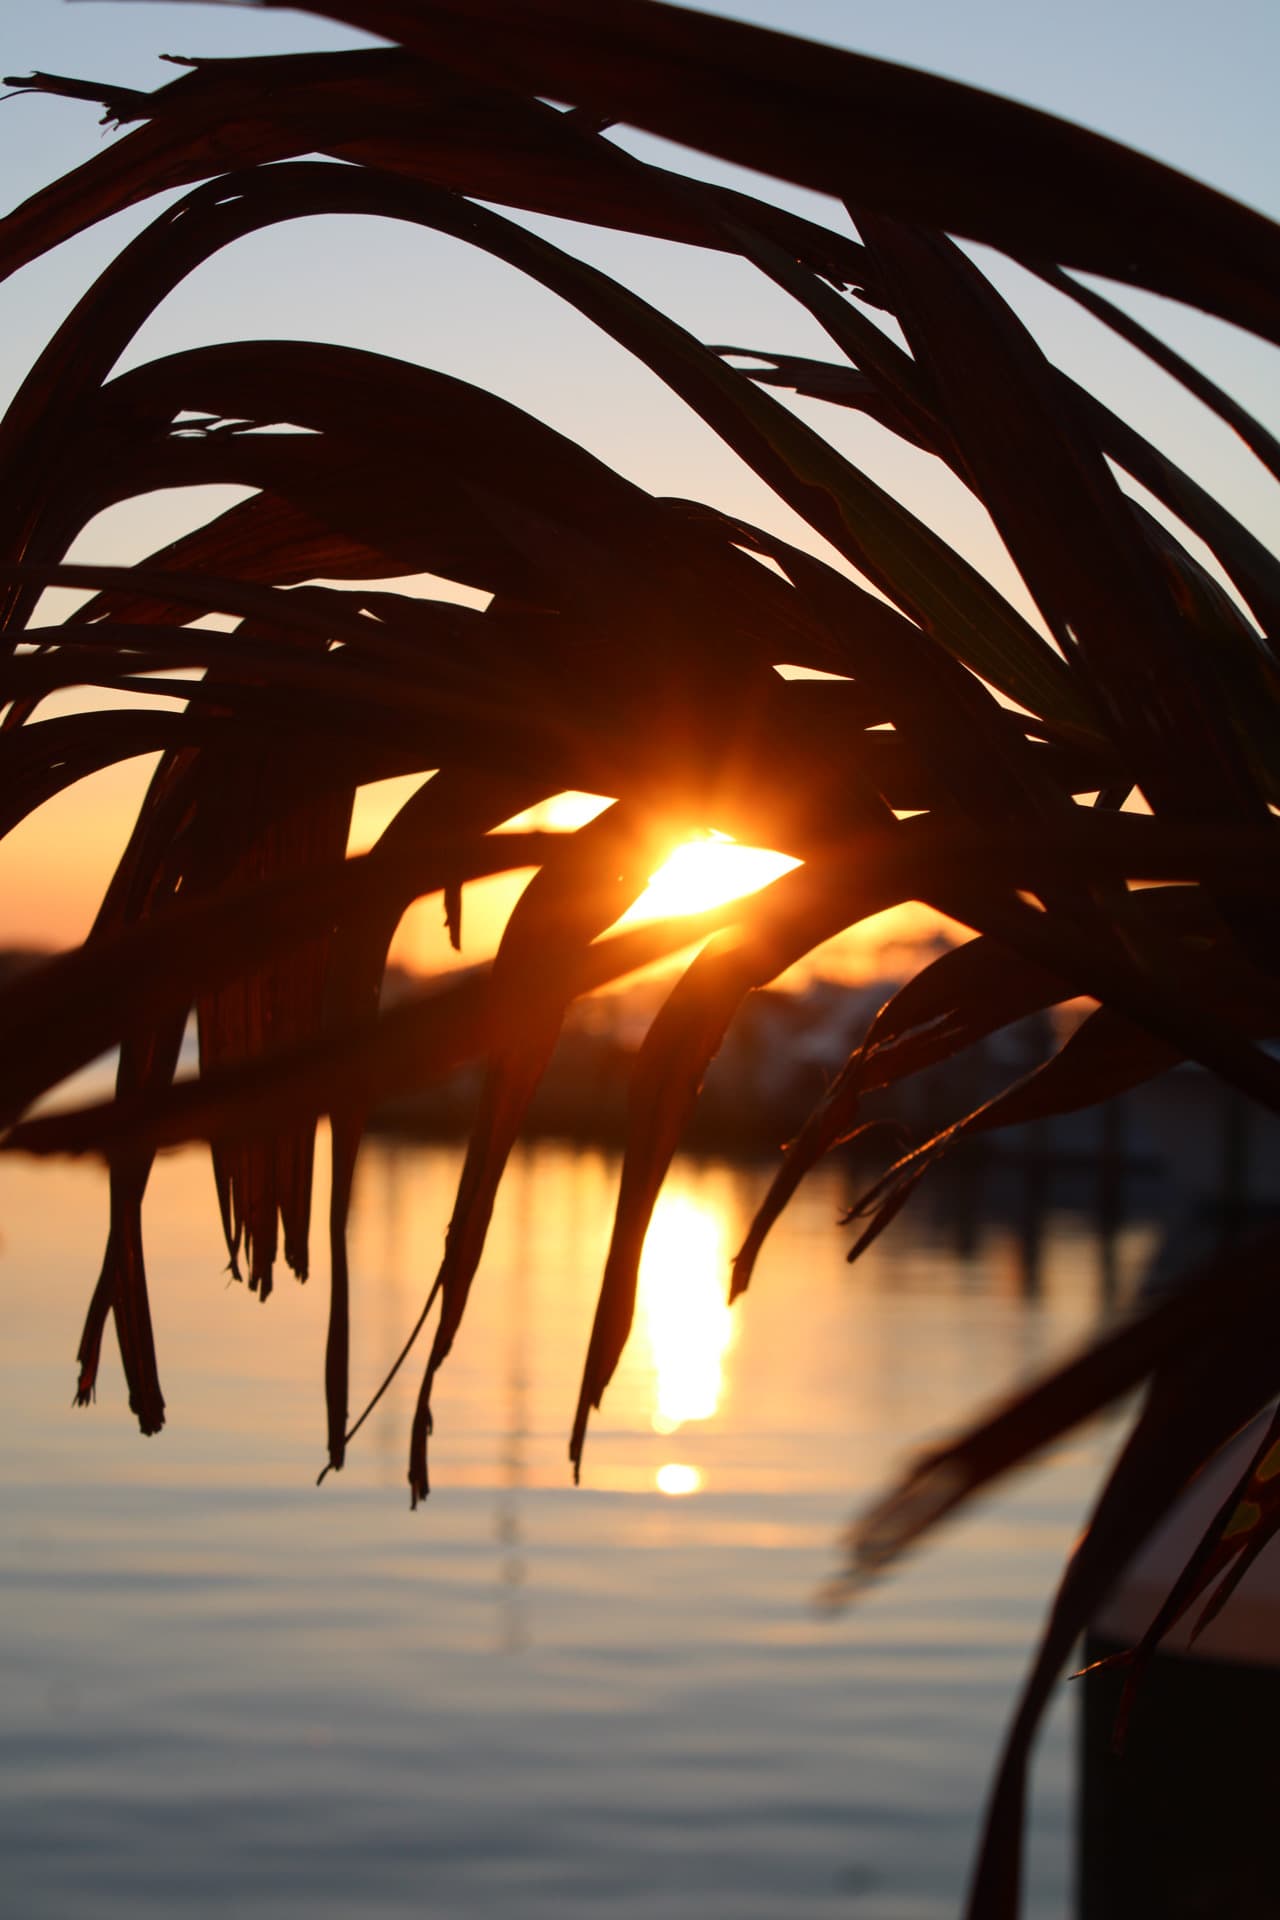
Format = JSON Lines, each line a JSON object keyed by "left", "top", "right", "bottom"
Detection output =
{"left": 0, "top": 0, "right": 1277, "bottom": 975}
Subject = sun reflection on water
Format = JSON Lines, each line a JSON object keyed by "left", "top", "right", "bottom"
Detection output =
{"left": 638, "top": 1187, "right": 738, "bottom": 1459}
{"left": 656, "top": 1463, "right": 702, "bottom": 1497}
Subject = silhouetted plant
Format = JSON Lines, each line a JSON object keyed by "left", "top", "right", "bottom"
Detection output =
{"left": 2, "top": 5, "right": 1278, "bottom": 1914}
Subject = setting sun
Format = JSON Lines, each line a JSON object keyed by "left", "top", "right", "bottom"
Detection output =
{"left": 623, "top": 832, "right": 800, "bottom": 924}
{"left": 362, "top": 787, "right": 803, "bottom": 977}
{"left": 494, "top": 794, "right": 800, "bottom": 923}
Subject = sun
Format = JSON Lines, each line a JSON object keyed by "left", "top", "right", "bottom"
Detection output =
{"left": 492, "top": 792, "right": 801, "bottom": 923}
{"left": 369, "top": 787, "right": 802, "bottom": 975}
{"left": 621, "top": 831, "right": 800, "bottom": 923}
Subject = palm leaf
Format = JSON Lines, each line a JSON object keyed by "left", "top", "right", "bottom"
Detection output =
{"left": 258, "top": 0, "right": 1280, "bottom": 340}
{"left": 4, "top": 8, "right": 1279, "bottom": 1911}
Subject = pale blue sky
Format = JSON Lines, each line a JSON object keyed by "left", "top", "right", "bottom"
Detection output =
{"left": 3, "top": 0, "right": 1275, "bottom": 542}
{"left": 4, "top": 1, "right": 1277, "bottom": 209}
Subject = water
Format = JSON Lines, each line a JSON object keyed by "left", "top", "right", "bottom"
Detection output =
{"left": 0, "top": 1137, "right": 1153, "bottom": 1918}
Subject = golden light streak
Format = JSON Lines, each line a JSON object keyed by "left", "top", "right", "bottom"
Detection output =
{"left": 638, "top": 1187, "right": 738, "bottom": 1435}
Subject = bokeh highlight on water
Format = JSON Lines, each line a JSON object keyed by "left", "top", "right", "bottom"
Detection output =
{"left": 1, "top": 1136, "right": 1151, "bottom": 1917}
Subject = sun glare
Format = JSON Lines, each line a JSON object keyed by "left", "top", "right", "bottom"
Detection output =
{"left": 374, "top": 787, "right": 805, "bottom": 976}
{"left": 496, "top": 793, "right": 801, "bottom": 923}
{"left": 623, "top": 833, "right": 800, "bottom": 924}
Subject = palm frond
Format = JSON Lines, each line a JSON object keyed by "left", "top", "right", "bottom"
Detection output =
{"left": 3, "top": 5, "right": 1278, "bottom": 1911}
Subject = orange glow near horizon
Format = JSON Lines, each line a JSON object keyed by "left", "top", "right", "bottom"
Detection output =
{"left": 0, "top": 765, "right": 945, "bottom": 991}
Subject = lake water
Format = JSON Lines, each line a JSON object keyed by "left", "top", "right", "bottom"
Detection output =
{"left": 0, "top": 1135, "right": 1155, "bottom": 1918}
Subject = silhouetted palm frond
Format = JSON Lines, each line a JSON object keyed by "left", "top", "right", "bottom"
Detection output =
{"left": 3, "top": 8, "right": 1278, "bottom": 1912}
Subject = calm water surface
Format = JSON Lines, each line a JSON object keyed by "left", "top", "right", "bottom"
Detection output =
{"left": 0, "top": 1137, "right": 1154, "bottom": 1918}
